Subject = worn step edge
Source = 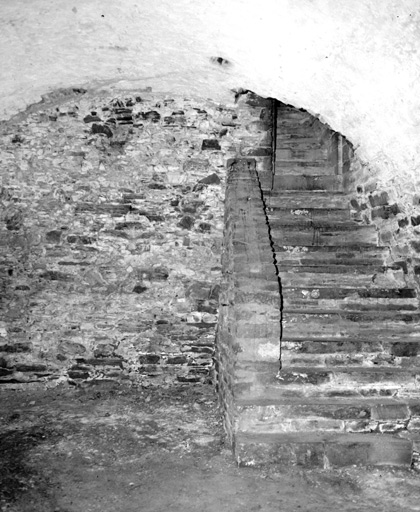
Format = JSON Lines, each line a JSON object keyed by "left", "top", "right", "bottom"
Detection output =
{"left": 234, "top": 432, "right": 413, "bottom": 468}
{"left": 236, "top": 396, "right": 419, "bottom": 407}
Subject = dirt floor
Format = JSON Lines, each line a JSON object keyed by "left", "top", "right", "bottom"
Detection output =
{"left": 1, "top": 381, "right": 420, "bottom": 512}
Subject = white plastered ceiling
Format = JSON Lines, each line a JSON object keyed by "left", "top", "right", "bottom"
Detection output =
{"left": 1, "top": 0, "right": 420, "bottom": 187}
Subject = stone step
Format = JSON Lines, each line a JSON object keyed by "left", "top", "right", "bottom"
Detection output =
{"left": 279, "top": 264, "right": 390, "bottom": 275}
{"left": 234, "top": 431, "right": 413, "bottom": 468}
{"left": 236, "top": 398, "right": 416, "bottom": 433}
{"left": 269, "top": 217, "right": 374, "bottom": 231}
{"left": 284, "top": 307, "right": 420, "bottom": 323}
{"left": 235, "top": 363, "right": 420, "bottom": 401}
{"left": 274, "top": 162, "right": 335, "bottom": 176}
{"left": 278, "top": 271, "right": 403, "bottom": 288}
{"left": 283, "top": 297, "right": 418, "bottom": 312}
{"left": 275, "top": 244, "right": 388, "bottom": 264}
{"left": 236, "top": 288, "right": 418, "bottom": 312}
{"left": 276, "top": 141, "right": 326, "bottom": 152}
{"left": 271, "top": 225, "right": 378, "bottom": 247}
{"left": 235, "top": 269, "right": 405, "bottom": 289}
{"left": 276, "top": 110, "right": 314, "bottom": 120}
{"left": 276, "top": 121, "right": 320, "bottom": 131}
{"left": 275, "top": 148, "right": 328, "bottom": 161}
{"left": 281, "top": 339, "right": 420, "bottom": 356}
{"left": 282, "top": 310, "right": 420, "bottom": 341}
{"left": 263, "top": 191, "right": 348, "bottom": 209}
{"left": 276, "top": 243, "right": 388, "bottom": 254}
{"left": 282, "top": 286, "right": 416, "bottom": 300}
{"left": 267, "top": 174, "right": 344, "bottom": 191}
{"left": 280, "top": 349, "right": 420, "bottom": 368}
{"left": 276, "top": 124, "right": 329, "bottom": 138}
{"left": 267, "top": 207, "right": 352, "bottom": 222}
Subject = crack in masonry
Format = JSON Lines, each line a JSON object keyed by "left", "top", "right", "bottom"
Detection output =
{"left": 248, "top": 161, "right": 284, "bottom": 372}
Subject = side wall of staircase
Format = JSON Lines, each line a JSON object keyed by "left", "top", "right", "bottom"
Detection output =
{"left": 217, "top": 93, "right": 420, "bottom": 469}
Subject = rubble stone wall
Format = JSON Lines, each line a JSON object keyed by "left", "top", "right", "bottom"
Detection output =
{"left": 0, "top": 88, "right": 249, "bottom": 386}
{"left": 347, "top": 156, "right": 420, "bottom": 298}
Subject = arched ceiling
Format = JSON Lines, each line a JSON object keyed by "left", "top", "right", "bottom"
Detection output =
{"left": 1, "top": 0, "right": 420, "bottom": 185}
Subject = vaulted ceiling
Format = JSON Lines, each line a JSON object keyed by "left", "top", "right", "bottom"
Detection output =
{"left": 1, "top": 0, "right": 419, "bottom": 187}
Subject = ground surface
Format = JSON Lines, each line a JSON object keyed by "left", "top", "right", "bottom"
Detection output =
{"left": 0, "top": 382, "right": 420, "bottom": 512}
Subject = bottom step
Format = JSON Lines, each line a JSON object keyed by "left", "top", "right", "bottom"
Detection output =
{"left": 235, "top": 432, "right": 413, "bottom": 469}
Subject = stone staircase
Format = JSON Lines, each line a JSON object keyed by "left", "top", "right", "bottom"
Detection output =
{"left": 227, "top": 103, "right": 420, "bottom": 469}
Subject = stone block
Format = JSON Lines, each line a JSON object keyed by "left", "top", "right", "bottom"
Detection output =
{"left": 0, "top": 342, "right": 32, "bottom": 353}
{"left": 391, "top": 342, "right": 419, "bottom": 357}
{"left": 346, "top": 420, "right": 377, "bottom": 433}
{"left": 408, "top": 418, "right": 420, "bottom": 432}
{"left": 201, "top": 139, "right": 221, "bottom": 151}
{"left": 236, "top": 435, "right": 325, "bottom": 468}
{"left": 274, "top": 370, "right": 332, "bottom": 386}
{"left": 371, "top": 204, "right": 400, "bottom": 219}
{"left": 325, "top": 440, "right": 370, "bottom": 467}
{"left": 242, "top": 147, "right": 272, "bottom": 157}
{"left": 46, "top": 230, "right": 62, "bottom": 243}
{"left": 378, "top": 422, "right": 407, "bottom": 433}
{"left": 371, "top": 404, "right": 410, "bottom": 421}
{"left": 369, "top": 191, "right": 389, "bottom": 207}
{"left": 91, "top": 123, "right": 113, "bottom": 137}
{"left": 368, "top": 437, "right": 412, "bottom": 467}
{"left": 139, "top": 354, "right": 160, "bottom": 364}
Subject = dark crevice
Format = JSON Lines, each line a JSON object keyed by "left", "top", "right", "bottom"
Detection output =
{"left": 251, "top": 163, "right": 284, "bottom": 371}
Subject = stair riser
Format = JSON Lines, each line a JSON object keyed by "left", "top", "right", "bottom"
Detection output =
{"left": 279, "top": 272, "right": 404, "bottom": 288}
{"left": 271, "top": 229, "right": 377, "bottom": 246}
{"left": 268, "top": 209, "right": 351, "bottom": 222}
{"left": 281, "top": 350, "right": 420, "bottom": 366}
{"left": 279, "top": 265, "right": 388, "bottom": 274}
{"left": 283, "top": 299, "right": 418, "bottom": 311}
{"left": 274, "top": 163, "right": 336, "bottom": 176}
{"left": 234, "top": 434, "right": 413, "bottom": 468}
{"left": 264, "top": 193, "right": 348, "bottom": 209}
{"left": 269, "top": 219, "right": 376, "bottom": 231}
{"left": 282, "top": 287, "right": 416, "bottom": 300}
{"left": 267, "top": 175, "right": 343, "bottom": 191}
{"left": 234, "top": 290, "right": 418, "bottom": 310}
{"left": 282, "top": 318, "right": 420, "bottom": 340}
{"left": 236, "top": 407, "right": 414, "bottom": 435}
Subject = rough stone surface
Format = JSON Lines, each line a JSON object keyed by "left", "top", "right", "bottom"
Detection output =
{"left": 0, "top": 88, "right": 268, "bottom": 387}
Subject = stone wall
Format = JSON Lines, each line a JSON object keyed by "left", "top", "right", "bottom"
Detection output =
{"left": 0, "top": 89, "right": 223, "bottom": 386}
{"left": 347, "top": 155, "right": 420, "bottom": 300}
{"left": 0, "top": 88, "right": 269, "bottom": 388}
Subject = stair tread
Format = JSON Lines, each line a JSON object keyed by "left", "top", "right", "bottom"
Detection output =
{"left": 281, "top": 286, "right": 416, "bottom": 298}
{"left": 235, "top": 431, "right": 414, "bottom": 467}
{"left": 278, "top": 264, "right": 389, "bottom": 274}
{"left": 265, "top": 175, "right": 343, "bottom": 192}
{"left": 235, "top": 364, "right": 420, "bottom": 400}
{"left": 275, "top": 244, "right": 389, "bottom": 253}
{"left": 269, "top": 219, "right": 377, "bottom": 230}
{"left": 281, "top": 335, "right": 420, "bottom": 343}
{"left": 236, "top": 431, "right": 412, "bottom": 443}
{"left": 278, "top": 272, "right": 402, "bottom": 288}
{"left": 284, "top": 309, "right": 420, "bottom": 319}
{"left": 241, "top": 362, "right": 419, "bottom": 373}
{"left": 237, "top": 396, "right": 419, "bottom": 407}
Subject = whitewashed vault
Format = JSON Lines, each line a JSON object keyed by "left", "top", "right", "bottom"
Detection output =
{"left": 1, "top": 0, "right": 420, "bottom": 188}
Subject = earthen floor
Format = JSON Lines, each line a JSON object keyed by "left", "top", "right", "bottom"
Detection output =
{"left": 0, "top": 382, "right": 419, "bottom": 512}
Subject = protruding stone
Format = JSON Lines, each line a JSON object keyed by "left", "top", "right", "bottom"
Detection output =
{"left": 201, "top": 139, "right": 221, "bottom": 150}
